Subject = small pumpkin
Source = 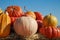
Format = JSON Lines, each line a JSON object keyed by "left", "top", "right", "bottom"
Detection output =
{"left": 24, "top": 6, "right": 36, "bottom": 19}
{"left": 25, "top": 11, "right": 36, "bottom": 19}
{"left": 34, "top": 12, "right": 43, "bottom": 20}
{"left": 43, "top": 13, "right": 58, "bottom": 27}
{"left": 39, "top": 26, "right": 60, "bottom": 38}
{"left": 13, "top": 16, "right": 38, "bottom": 37}
{"left": 0, "top": 12, "right": 11, "bottom": 37}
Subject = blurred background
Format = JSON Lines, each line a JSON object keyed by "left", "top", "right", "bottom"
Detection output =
{"left": 0, "top": 0, "right": 60, "bottom": 25}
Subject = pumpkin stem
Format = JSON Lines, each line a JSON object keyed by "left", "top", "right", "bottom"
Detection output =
{"left": 5, "top": 11, "right": 8, "bottom": 15}
{"left": 0, "top": 9, "right": 2, "bottom": 13}
{"left": 0, "top": 9, "right": 3, "bottom": 15}
{"left": 24, "top": 6, "right": 28, "bottom": 11}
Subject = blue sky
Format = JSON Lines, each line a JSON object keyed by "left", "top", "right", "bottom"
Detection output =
{"left": 0, "top": 0, "right": 60, "bottom": 25}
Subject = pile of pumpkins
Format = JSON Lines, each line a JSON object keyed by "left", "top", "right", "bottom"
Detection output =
{"left": 0, "top": 6, "right": 60, "bottom": 39}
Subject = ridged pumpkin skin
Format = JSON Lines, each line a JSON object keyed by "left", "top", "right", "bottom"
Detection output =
{"left": 43, "top": 14, "right": 58, "bottom": 27}
{"left": 39, "top": 26, "right": 60, "bottom": 38}
{"left": 34, "top": 12, "right": 43, "bottom": 20}
{"left": 14, "top": 16, "right": 38, "bottom": 37}
{"left": 0, "top": 12, "right": 11, "bottom": 37}
{"left": 5, "top": 6, "right": 23, "bottom": 17}
{"left": 5, "top": 6, "right": 23, "bottom": 24}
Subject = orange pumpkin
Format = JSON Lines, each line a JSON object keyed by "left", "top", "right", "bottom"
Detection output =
{"left": 25, "top": 11, "right": 36, "bottom": 19}
{"left": 5, "top": 6, "right": 23, "bottom": 17}
{"left": 43, "top": 13, "right": 58, "bottom": 27}
{"left": 0, "top": 12, "right": 11, "bottom": 37}
{"left": 14, "top": 16, "right": 38, "bottom": 37}
{"left": 37, "top": 20, "right": 43, "bottom": 32}
{"left": 39, "top": 26, "right": 60, "bottom": 38}
{"left": 24, "top": 6, "right": 36, "bottom": 19}
{"left": 34, "top": 12, "right": 43, "bottom": 20}
{"left": 5, "top": 6, "right": 23, "bottom": 23}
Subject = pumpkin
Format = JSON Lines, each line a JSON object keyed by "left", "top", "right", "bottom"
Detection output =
{"left": 10, "top": 17, "right": 19, "bottom": 24}
{"left": 34, "top": 12, "right": 43, "bottom": 20}
{"left": 0, "top": 12, "right": 11, "bottom": 37}
{"left": 5, "top": 6, "right": 23, "bottom": 23}
{"left": 39, "top": 26, "right": 60, "bottom": 38}
{"left": 25, "top": 11, "right": 36, "bottom": 19}
{"left": 43, "top": 13, "right": 58, "bottom": 27}
{"left": 24, "top": 6, "right": 36, "bottom": 19}
{"left": 5, "top": 6, "right": 23, "bottom": 17}
{"left": 13, "top": 16, "right": 38, "bottom": 37}
{"left": 37, "top": 20, "right": 43, "bottom": 32}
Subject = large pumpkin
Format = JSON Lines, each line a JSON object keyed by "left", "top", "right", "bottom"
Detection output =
{"left": 0, "top": 12, "right": 11, "bottom": 37}
{"left": 39, "top": 26, "right": 60, "bottom": 38}
{"left": 43, "top": 13, "right": 58, "bottom": 27}
{"left": 14, "top": 16, "right": 38, "bottom": 37}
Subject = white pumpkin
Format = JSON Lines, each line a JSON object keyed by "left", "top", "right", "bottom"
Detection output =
{"left": 13, "top": 16, "right": 38, "bottom": 37}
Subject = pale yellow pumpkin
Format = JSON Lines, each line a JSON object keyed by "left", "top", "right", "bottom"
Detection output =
{"left": 0, "top": 12, "right": 11, "bottom": 37}
{"left": 14, "top": 16, "right": 38, "bottom": 37}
